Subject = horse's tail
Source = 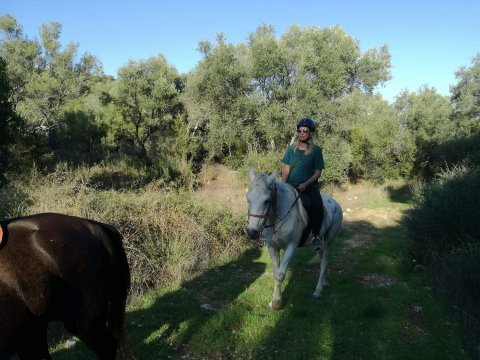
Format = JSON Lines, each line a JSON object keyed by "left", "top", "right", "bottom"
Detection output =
{"left": 100, "top": 223, "right": 135, "bottom": 360}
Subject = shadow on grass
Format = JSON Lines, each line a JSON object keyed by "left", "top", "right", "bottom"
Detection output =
{"left": 51, "top": 247, "right": 265, "bottom": 359}
{"left": 248, "top": 219, "right": 467, "bottom": 360}
{"left": 127, "top": 246, "right": 265, "bottom": 359}
{"left": 51, "top": 220, "right": 467, "bottom": 359}
{"left": 385, "top": 183, "right": 412, "bottom": 204}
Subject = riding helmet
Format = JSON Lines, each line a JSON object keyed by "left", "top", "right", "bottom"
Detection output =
{"left": 296, "top": 118, "right": 316, "bottom": 132}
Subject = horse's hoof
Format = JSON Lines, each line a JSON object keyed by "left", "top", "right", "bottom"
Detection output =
{"left": 312, "top": 292, "right": 322, "bottom": 299}
{"left": 269, "top": 300, "right": 283, "bottom": 310}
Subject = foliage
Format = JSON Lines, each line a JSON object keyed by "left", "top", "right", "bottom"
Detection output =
{"left": 1, "top": 14, "right": 479, "bottom": 187}
{"left": 0, "top": 15, "right": 102, "bottom": 131}
{"left": 0, "top": 14, "right": 105, "bottom": 176}
{"left": 49, "top": 109, "right": 107, "bottom": 164}
{"left": 4, "top": 164, "right": 248, "bottom": 296}
{"left": 404, "top": 165, "right": 480, "bottom": 262}
{"left": 404, "top": 165, "right": 480, "bottom": 349}
{"left": 341, "top": 92, "right": 415, "bottom": 181}
{"left": 115, "top": 55, "right": 183, "bottom": 164}
{"left": 184, "top": 25, "right": 393, "bottom": 181}
{"left": 394, "top": 87, "right": 454, "bottom": 178}
{"left": 422, "top": 131, "right": 480, "bottom": 178}
{"left": 0, "top": 56, "right": 20, "bottom": 183}
{"left": 242, "top": 149, "right": 284, "bottom": 175}
{"left": 450, "top": 54, "right": 480, "bottom": 136}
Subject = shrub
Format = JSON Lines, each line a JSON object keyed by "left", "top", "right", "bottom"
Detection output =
{"left": 404, "top": 165, "right": 480, "bottom": 262}
{"left": 2, "top": 164, "right": 249, "bottom": 296}
{"left": 404, "top": 165, "right": 480, "bottom": 350}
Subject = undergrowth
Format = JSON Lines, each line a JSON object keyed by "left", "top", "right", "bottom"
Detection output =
{"left": 0, "top": 163, "right": 249, "bottom": 296}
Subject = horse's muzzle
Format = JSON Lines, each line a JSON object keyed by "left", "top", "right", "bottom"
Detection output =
{"left": 246, "top": 228, "right": 260, "bottom": 240}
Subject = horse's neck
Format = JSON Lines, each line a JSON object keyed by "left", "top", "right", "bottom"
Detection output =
{"left": 274, "top": 180, "right": 308, "bottom": 226}
{"left": 273, "top": 181, "right": 297, "bottom": 217}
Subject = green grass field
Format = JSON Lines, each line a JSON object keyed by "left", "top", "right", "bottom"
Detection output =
{"left": 50, "top": 180, "right": 469, "bottom": 360}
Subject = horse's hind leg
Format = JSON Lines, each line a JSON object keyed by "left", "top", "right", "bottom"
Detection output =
{"left": 77, "top": 322, "right": 117, "bottom": 360}
{"left": 18, "top": 321, "right": 52, "bottom": 360}
{"left": 64, "top": 307, "right": 117, "bottom": 359}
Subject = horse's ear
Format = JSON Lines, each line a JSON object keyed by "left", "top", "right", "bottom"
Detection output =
{"left": 267, "top": 171, "right": 277, "bottom": 186}
{"left": 249, "top": 167, "right": 256, "bottom": 181}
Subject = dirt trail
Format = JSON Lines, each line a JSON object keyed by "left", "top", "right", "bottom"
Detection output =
{"left": 194, "top": 164, "right": 404, "bottom": 229}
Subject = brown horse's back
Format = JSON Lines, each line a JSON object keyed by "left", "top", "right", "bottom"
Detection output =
{"left": 0, "top": 213, "right": 132, "bottom": 359}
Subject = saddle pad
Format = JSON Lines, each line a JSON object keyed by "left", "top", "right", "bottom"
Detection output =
{"left": 0, "top": 225, "right": 3, "bottom": 245}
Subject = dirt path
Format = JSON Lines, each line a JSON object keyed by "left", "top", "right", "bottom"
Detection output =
{"left": 194, "top": 164, "right": 404, "bottom": 227}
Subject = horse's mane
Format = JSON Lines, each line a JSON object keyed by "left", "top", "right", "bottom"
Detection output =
{"left": 271, "top": 178, "right": 309, "bottom": 226}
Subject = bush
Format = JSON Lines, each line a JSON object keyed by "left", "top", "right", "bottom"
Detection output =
{"left": 242, "top": 149, "right": 284, "bottom": 175}
{"left": 404, "top": 165, "right": 480, "bottom": 352}
{"left": 430, "top": 245, "right": 480, "bottom": 321}
{"left": 404, "top": 165, "right": 480, "bottom": 262}
{"left": 2, "top": 164, "right": 249, "bottom": 296}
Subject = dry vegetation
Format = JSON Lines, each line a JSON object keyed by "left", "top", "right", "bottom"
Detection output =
{"left": 195, "top": 164, "right": 407, "bottom": 229}
{"left": 2, "top": 163, "right": 409, "bottom": 298}
{"left": 194, "top": 163, "right": 248, "bottom": 214}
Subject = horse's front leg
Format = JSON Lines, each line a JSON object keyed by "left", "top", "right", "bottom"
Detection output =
{"left": 278, "top": 243, "right": 298, "bottom": 281}
{"left": 267, "top": 246, "right": 283, "bottom": 310}
{"left": 313, "top": 244, "right": 330, "bottom": 298}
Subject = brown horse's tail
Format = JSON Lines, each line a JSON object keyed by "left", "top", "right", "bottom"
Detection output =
{"left": 100, "top": 223, "right": 135, "bottom": 360}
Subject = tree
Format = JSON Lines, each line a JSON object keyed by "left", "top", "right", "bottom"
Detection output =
{"left": 394, "top": 87, "right": 453, "bottom": 178}
{"left": 184, "top": 34, "right": 250, "bottom": 165}
{"left": 185, "top": 25, "right": 392, "bottom": 175}
{"left": 0, "top": 15, "right": 103, "bottom": 131}
{"left": 0, "top": 56, "right": 20, "bottom": 182}
{"left": 342, "top": 92, "right": 415, "bottom": 181}
{"left": 115, "top": 55, "right": 183, "bottom": 163}
{"left": 0, "top": 14, "right": 41, "bottom": 106}
{"left": 450, "top": 54, "right": 480, "bottom": 136}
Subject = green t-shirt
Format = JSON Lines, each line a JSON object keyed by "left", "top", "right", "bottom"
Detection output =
{"left": 282, "top": 144, "right": 325, "bottom": 187}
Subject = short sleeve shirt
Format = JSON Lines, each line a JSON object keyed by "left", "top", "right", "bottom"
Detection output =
{"left": 282, "top": 145, "right": 325, "bottom": 187}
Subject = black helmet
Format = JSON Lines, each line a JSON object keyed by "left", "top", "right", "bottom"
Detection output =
{"left": 296, "top": 118, "right": 316, "bottom": 132}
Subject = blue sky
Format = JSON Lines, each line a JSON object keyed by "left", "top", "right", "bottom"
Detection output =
{"left": 1, "top": 0, "right": 479, "bottom": 102}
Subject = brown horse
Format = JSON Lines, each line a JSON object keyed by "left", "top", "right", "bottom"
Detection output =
{"left": 0, "top": 213, "right": 133, "bottom": 359}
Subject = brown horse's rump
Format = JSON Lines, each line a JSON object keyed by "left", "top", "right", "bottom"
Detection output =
{"left": 0, "top": 213, "right": 132, "bottom": 360}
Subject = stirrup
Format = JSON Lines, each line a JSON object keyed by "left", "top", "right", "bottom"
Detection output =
{"left": 312, "top": 235, "right": 323, "bottom": 251}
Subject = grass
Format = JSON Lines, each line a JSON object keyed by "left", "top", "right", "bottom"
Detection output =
{"left": 49, "top": 173, "right": 468, "bottom": 359}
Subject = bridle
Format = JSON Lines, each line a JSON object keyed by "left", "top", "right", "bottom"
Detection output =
{"left": 247, "top": 183, "right": 300, "bottom": 235}
{"left": 247, "top": 184, "right": 275, "bottom": 235}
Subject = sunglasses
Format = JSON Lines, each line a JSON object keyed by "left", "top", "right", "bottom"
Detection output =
{"left": 297, "top": 128, "right": 310, "bottom": 134}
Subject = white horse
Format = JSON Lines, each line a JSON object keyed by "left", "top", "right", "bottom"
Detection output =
{"left": 246, "top": 168, "right": 343, "bottom": 310}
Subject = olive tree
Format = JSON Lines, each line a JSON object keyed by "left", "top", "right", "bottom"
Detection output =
{"left": 115, "top": 55, "right": 183, "bottom": 164}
